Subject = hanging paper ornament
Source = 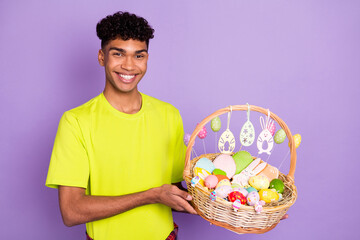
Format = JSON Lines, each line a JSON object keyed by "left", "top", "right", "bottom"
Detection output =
{"left": 218, "top": 107, "right": 236, "bottom": 154}
{"left": 211, "top": 117, "right": 221, "bottom": 132}
{"left": 240, "top": 103, "right": 255, "bottom": 147}
{"left": 289, "top": 134, "right": 302, "bottom": 148}
{"left": 274, "top": 129, "right": 286, "bottom": 144}
{"left": 256, "top": 110, "right": 274, "bottom": 155}
{"left": 267, "top": 120, "right": 276, "bottom": 136}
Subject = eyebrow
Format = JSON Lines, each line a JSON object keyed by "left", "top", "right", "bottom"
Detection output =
{"left": 109, "top": 47, "right": 148, "bottom": 54}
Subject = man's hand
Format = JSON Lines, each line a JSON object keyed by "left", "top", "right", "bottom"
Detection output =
{"left": 155, "top": 184, "right": 197, "bottom": 214}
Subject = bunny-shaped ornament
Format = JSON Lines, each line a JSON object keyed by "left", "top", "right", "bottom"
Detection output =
{"left": 257, "top": 110, "right": 274, "bottom": 155}
{"left": 232, "top": 158, "right": 267, "bottom": 187}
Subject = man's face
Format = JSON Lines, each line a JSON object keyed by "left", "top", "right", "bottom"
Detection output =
{"left": 98, "top": 38, "right": 148, "bottom": 94}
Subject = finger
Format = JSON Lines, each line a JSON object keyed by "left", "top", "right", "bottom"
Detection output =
{"left": 173, "top": 196, "right": 197, "bottom": 214}
{"left": 169, "top": 186, "right": 192, "bottom": 201}
{"left": 280, "top": 214, "right": 289, "bottom": 220}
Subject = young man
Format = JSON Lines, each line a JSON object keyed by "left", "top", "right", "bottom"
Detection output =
{"left": 46, "top": 11, "right": 196, "bottom": 240}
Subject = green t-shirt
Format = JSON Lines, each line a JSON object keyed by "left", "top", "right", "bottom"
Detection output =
{"left": 46, "top": 92, "right": 186, "bottom": 239}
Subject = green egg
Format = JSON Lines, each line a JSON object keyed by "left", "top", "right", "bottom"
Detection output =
{"left": 212, "top": 168, "right": 226, "bottom": 176}
{"left": 269, "top": 179, "right": 285, "bottom": 194}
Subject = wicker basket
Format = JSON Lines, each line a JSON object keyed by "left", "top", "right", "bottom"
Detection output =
{"left": 183, "top": 105, "right": 298, "bottom": 234}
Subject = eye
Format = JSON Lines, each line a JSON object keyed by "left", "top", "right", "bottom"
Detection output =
{"left": 136, "top": 54, "right": 145, "bottom": 59}
{"left": 113, "top": 52, "right": 123, "bottom": 57}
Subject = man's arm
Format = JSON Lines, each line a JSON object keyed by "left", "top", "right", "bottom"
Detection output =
{"left": 58, "top": 184, "right": 197, "bottom": 227}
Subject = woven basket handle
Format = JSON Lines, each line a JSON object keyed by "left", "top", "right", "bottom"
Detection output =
{"left": 183, "top": 105, "right": 297, "bottom": 183}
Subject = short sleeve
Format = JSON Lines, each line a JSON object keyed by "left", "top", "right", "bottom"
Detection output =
{"left": 45, "top": 111, "right": 89, "bottom": 189}
{"left": 170, "top": 110, "right": 186, "bottom": 183}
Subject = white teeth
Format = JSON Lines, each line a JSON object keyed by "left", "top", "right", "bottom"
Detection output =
{"left": 120, "top": 74, "right": 135, "bottom": 80}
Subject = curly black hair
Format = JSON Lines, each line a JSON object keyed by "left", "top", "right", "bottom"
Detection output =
{"left": 96, "top": 11, "right": 154, "bottom": 49}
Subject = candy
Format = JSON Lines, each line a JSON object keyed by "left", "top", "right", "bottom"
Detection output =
{"left": 210, "top": 190, "right": 217, "bottom": 201}
{"left": 211, "top": 116, "right": 221, "bottom": 132}
{"left": 191, "top": 176, "right": 200, "bottom": 187}
{"left": 233, "top": 199, "right": 242, "bottom": 212}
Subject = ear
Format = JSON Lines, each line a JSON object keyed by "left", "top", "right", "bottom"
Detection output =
{"left": 253, "top": 162, "right": 267, "bottom": 174}
{"left": 98, "top": 49, "right": 105, "bottom": 66}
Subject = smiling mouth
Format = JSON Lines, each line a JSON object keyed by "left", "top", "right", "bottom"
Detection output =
{"left": 117, "top": 73, "right": 136, "bottom": 83}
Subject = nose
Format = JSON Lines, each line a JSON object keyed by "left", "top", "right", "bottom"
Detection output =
{"left": 121, "top": 56, "right": 135, "bottom": 71}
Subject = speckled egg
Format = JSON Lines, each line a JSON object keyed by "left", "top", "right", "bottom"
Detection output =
{"left": 232, "top": 187, "right": 249, "bottom": 197}
{"left": 249, "top": 175, "right": 270, "bottom": 190}
{"left": 246, "top": 191, "right": 260, "bottom": 206}
{"left": 216, "top": 179, "right": 231, "bottom": 189}
{"left": 215, "top": 185, "right": 233, "bottom": 198}
{"left": 228, "top": 191, "right": 247, "bottom": 204}
{"left": 259, "top": 189, "right": 279, "bottom": 203}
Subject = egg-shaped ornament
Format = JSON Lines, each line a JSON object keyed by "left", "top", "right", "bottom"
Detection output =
{"left": 259, "top": 189, "right": 279, "bottom": 203}
{"left": 218, "top": 109, "right": 236, "bottom": 154}
{"left": 240, "top": 104, "right": 255, "bottom": 146}
{"left": 198, "top": 125, "right": 207, "bottom": 139}
{"left": 184, "top": 133, "right": 191, "bottom": 146}
{"left": 218, "top": 129, "right": 236, "bottom": 154}
{"left": 194, "top": 158, "right": 215, "bottom": 173}
{"left": 267, "top": 119, "right": 276, "bottom": 136}
{"left": 249, "top": 175, "right": 270, "bottom": 190}
{"left": 204, "top": 175, "right": 219, "bottom": 189}
{"left": 247, "top": 191, "right": 260, "bottom": 206}
{"left": 215, "top": 185, "right": 233, "bottom": 198}
{"left": 274, "top": 129, "right": 286, "bottom": 144}
{"left": 289, "top": 134, "right": 302, "bottom": 149}
{"left": 211, "top": 116, "right": 221, "bottom": 132}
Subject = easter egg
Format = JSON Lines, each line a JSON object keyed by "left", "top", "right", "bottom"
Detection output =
{"left": 194, "top": 167, "right": 211, "bottom": 186}
{"left": 204, "top": 175, "right": 218, "bottom": 189}
{"left": 213, "top": 154, "right": 236, "bottom": 179}
{"left": 184, "top": 133, "right": 191, "bottom": 146}
{"left": 247, "top": 191, "right": 260, "bottom": 206}
{"left": 215, "top": 174, "right": 229, "bottom": 183}
{"left": 290, "top": 134, "right": 302, "bottom": 149}
{"left": 231, "top": 183, "right": 241, "bottom": 189}
{"left": 274, "top": 129, "right": 286, "bottom": 144}
{"left": 249, "top": 175, "right": 270, "bottom": 190}
{"left": 259, "top": 189, "right": 279, "bottom": 203}
{"left": 216, "top": 185, "right": 232, "bottom": 198}
{"left": 228, "top": 191, "right": 246, "bottom": 204}
{"left": 211, "top": 116, "right": 221, "bottom": 132}
{"left": 194, "top": 158, "right": 215, "bottom": 173}
{"left": 268, "top": 120, "right": 276, "bottom": 136}
{"left": 246, "top": 186, "right": 257, "bottom": 193}
{"left": 232, "top": 151, "right": 253, "bottom": 174}
{"left": 213, "top": 168, "right": 227, "bottom": 176}
{"left": 232, "top": 187, "right": 249, "bottom": 197}
{"left": 216, "top": 179, "right": 231, "bottom": 189}
{"left": 198, "top": 125, "right": 207, "bottom": 139}
{"left": 269, "top": 179, "right": 285, "bottom": 194}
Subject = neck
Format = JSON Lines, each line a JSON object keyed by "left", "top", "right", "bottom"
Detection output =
{"left": 103, "top": 88, "right": 142, "bottom": 114}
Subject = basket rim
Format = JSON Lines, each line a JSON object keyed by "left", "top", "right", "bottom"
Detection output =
{"left": 183, "top": 105, "right": 297, "bottom": 182}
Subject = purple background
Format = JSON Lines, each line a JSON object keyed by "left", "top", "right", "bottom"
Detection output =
{"left": 1, "top": 0, "right": 359, "bottom": 239}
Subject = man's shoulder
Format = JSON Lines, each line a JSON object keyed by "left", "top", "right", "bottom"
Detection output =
{"left": 143, "top": 93, "right": 179, "bottom": 114}
{"left": 63, "top": 94, "right": 102, "bottom": 120}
